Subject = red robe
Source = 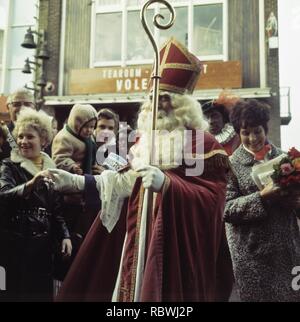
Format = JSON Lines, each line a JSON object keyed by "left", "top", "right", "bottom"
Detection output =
{"left": 57, "top": 131, "right": 233, "bottom": 302}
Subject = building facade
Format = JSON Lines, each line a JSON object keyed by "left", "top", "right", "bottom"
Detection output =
{"left": 1, "top": 0, "right": 282, "bottom": 146}
{"left": 0, "top": 0, "right": 38, "bottom": 94}
{"left": 0, "top": 0, "right": 44, "bottom": 120}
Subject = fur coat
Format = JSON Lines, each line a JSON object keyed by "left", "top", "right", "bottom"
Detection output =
{"left": 225, "top": 144, "right": 300, "bottom": 302}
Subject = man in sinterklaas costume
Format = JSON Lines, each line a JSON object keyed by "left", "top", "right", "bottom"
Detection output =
{"left": 52, "top": 38, "right": 233, "bottom": 302}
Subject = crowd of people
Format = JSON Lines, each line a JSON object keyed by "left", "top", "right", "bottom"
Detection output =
{"left": 0, "top": 37, "right": 299, "bottom": 302}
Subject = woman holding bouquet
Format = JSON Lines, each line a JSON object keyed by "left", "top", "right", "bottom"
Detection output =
{"left": 225, "top": 99, "right": 300, "bottom": 302}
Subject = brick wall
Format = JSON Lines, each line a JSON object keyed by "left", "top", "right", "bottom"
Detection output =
{"left": 38, "top": 0, "right": 62, "bottom": 96}
{"left": 265, "top": 0, "right": 281, "bottom": 147}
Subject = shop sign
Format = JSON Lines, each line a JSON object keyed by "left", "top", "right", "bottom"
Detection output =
{"left": 69, "top": 61, "right": 242, "bottom": 95}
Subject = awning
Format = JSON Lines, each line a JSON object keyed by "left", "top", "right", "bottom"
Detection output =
{"left": 44, "top": 87, "right": 272, "bottom": 106}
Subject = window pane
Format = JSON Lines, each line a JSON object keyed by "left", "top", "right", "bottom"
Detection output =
{"left": 0, "top": 0, "right": 8, "bottom": 86}
{"left": 159, "top": 7, "right": 187, "bottom": 47}
{"left": 0, "top": 0, "right": 9, "bottom": 29}
{"left": 127, "top": 0, "right": 143, "bottom": 6}
{"left": 97, "top": 0, "right": 121, "bottom": 6}
{"left": 127, "top": 9, "right": 154, "bottom": 61}
{"left": 7, "top": 69, "right": 34, "bottom": 93}
{"left": 95, "top": 13, "right": 122, "bottom": 62}
{"left": 11, "top": 0, "right": 37, "bottom": 25}
{"left": 193, "top": 4, "right": 223, "bottom": 56}
{"left": 160, "top": 0, "right": 188, "bottom": 4}
{"left": 128, "top": 0, "right": 186, "bottom": 7}
{"left": 0, "top": 30, "right": 4, "bottom": 63}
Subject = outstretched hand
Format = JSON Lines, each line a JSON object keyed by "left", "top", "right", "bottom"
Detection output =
{"left": 48, "top": 168, "right": 85, "bottom": 193}
{"left": 25, "top": 170, "right": 55, "bottom": 195}
{"left": 136, "top": 165, "right": 165, "bottom": 192}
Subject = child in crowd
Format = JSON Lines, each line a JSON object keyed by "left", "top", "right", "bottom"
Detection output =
{"left": 52, "top": 103, "right": 97, "bottom": 175}
{"left": 51, "top": 103, "right": 98, "bottom": 281}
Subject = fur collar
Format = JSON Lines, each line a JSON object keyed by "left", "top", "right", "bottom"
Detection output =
{"left": 10, "top": 150, "right": 56, "bottom": 176}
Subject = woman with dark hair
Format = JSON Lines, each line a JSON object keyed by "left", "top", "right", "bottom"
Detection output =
{"left": 225, "top": 98, "right": 300, "bottom": 302}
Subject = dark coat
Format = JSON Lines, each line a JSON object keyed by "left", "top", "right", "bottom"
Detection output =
{"left": 0, "top": 153, "right": 70, "bottom": 302}
{"left": 0, "top": 141, "right": 11, "bottom": 162}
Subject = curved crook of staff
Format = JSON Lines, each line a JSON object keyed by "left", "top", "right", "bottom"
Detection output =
{"left": 140, "top": 0, "right": 175, "bottom": 165}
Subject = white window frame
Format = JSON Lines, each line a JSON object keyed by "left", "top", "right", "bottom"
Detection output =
{"left": 90, "top": 1, "right": 124, "bottom": 67}
{"left": 0, "top": 30, "right": 4, "bottom": 89}
{"left": 90, "top": 0, "right": 228, "bottom": 68}
{"left": 1, "top": 0, "right": 38, "bottom": 94}
{"left": 0, "top": 0, "right": 11, "bottom": 93}
{"left": 191, "top": 0, "right": 228, "bottom": 61}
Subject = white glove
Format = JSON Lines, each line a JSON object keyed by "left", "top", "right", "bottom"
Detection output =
{"left": 136, "top": 165, "right": 165, "bottom": 192}
{"left": 48, "top": 168, "right": 85, "bottom": 193}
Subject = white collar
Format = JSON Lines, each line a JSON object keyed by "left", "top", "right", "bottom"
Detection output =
{"left": 10, "top": 150, "right": 56, "bottom": 176}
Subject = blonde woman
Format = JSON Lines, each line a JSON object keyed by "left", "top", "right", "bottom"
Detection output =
{"left": 0, "top": 109, "right": 71, "bottom": 302}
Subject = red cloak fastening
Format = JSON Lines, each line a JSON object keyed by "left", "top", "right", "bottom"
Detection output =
{"left": 56, "top": 131, "right": 233, "bottom": 302}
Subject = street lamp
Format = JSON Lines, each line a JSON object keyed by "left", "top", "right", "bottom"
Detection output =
{"left": 22, "top": 58, "right": 41, "bottom": 74}
{"left": 21, "top": 26, "right": 51, "bottom": 109}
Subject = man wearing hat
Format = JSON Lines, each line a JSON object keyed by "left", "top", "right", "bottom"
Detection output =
{"left": 0, "top": 89, "right": 35, "bottom": 161}
{"left": 51, "top": 38, "right": 233, "bottom": 302}
{"left": 202, "top": 91, "right": 240, "bottom": 156}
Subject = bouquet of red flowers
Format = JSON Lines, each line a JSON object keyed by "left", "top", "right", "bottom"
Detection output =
{"left": 271, "top": 147, "right": 300, "bottom": 188}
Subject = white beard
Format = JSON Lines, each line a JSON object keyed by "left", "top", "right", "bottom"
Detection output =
{"left": 156, "top": 109, "right": 181, "bottom": 132}
{"left": 130, "top": 110, "right": 186, "bottom": 170}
